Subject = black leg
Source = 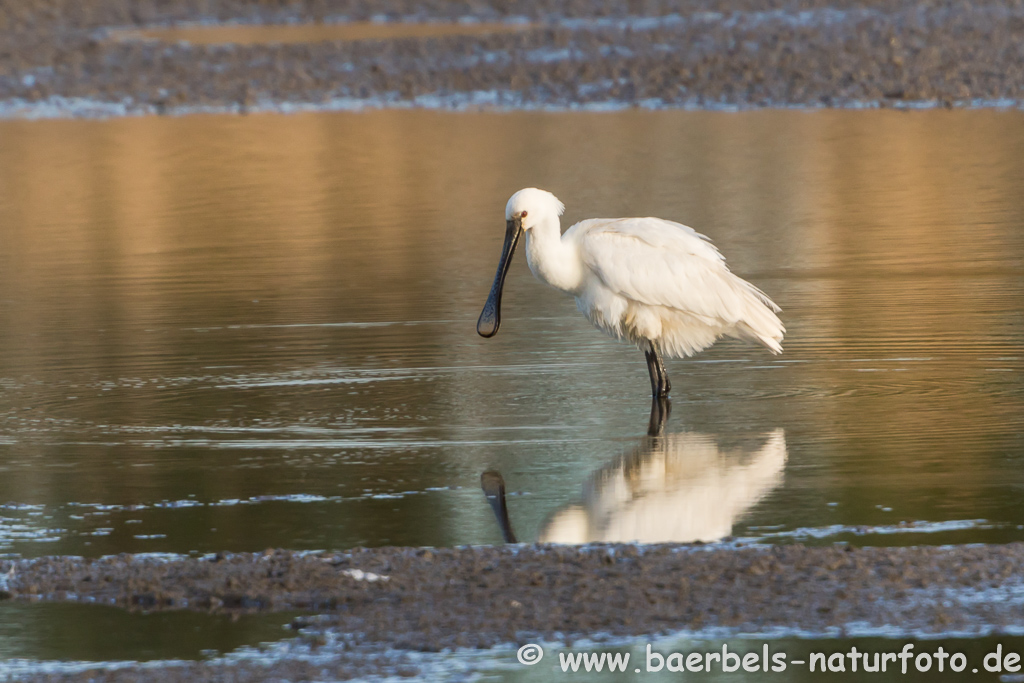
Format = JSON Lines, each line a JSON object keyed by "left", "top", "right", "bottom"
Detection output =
{"left": 647, "top": 395, "right": 671, "bottom": 436}
{"left": 644, "top": 346, "right": 660, "bottom": 397}
{"left": 657, "top": 348, "right": 672, "bottom": 395}
{"left": 647, "top": 340, "right": 672, "bottom": 397}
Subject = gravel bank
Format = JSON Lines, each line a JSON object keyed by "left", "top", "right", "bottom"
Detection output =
{"left": 3, "top": 0, "right": 1024, "bottom": 114}
{"left": 4, "top": 542, "right": 1024, "bottom": 680}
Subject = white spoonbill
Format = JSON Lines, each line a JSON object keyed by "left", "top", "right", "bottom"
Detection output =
{"left": 477, "top": 188, "right": 785, "bottom": 397}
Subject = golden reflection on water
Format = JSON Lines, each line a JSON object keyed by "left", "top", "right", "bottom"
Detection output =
{"left": 0, "top": 109, "right": 1022, "bottom": 553}
{"left": 2, "top": 111, "right": 1021, "bottom": 360}
{"left": 107, "top": 21, "right": 532, "bottom": 45}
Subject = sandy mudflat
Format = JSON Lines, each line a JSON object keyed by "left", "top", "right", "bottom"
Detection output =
{"left": 4, "top": 542, "right": 1024, "bottom": 680}
{"left": 2, "top": 0, "right": 1024, "bottom": 114}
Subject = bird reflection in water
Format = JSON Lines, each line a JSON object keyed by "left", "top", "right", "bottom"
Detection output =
{"left": 482, "top": 398, "right": 786, "bottom": 545}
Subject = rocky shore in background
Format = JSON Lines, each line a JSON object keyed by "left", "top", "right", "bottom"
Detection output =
{"left": 4, "top": 542, "right": 1024, "bottom": 680}
{"left": 2, "top": 0, "right": 1024, "bottom": 115}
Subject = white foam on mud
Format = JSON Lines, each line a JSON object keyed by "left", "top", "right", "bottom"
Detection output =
{"left": 340, "top": 568, "right": 389, "bottom": 582}
{"left": 737, "top": 518, "right": 999, "bottom": 543}
{"left": 2, "top": 92, "right": 1024, "bottom": 121}
{"left": 0, "top": 659, "right": 190, "bottom": 680}
{"left": 0, "top": 97, "right": 141, "bottom": 119}
{"left": 560, "top": 7, "right": 882, "bottom": 31}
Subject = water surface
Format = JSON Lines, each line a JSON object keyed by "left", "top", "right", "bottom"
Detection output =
{"left": 0, "top": 109, "right": 1022, "bottom": 561}
{"left": 107, "top": 21, "right": 531, "bottom": 45}
{"left": 0, "top": 602, "right": 296, "bottom": 663}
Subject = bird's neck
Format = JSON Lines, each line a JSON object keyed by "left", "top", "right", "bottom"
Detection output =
{"left": 524, "top": 214, "right": 582, "bottom": 294}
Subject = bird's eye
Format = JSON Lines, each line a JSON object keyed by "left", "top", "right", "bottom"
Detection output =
{"left": 521, "top": 211, "right": 528, "bottom": 218}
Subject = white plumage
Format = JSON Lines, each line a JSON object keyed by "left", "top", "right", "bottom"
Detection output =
{"left": 571, "top": 216, "right": 783, "bottom": 358}
{"left": 540, "top": 430, "right": 787, "bottom": 544}
{"left": 478, "top": 188, "right": 785, "bottom": 396}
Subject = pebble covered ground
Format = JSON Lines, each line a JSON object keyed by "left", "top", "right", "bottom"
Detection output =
{"left": 3, "top": 0, "right": 1024, "bottom": 113}
{"left": 4, "top": 543, "right": 1024, "bottom": 680}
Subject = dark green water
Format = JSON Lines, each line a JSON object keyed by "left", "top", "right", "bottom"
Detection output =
{"left": 0, "top": 601, "right": 297, "bottom": 664}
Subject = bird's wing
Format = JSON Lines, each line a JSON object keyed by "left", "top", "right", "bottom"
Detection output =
{"left": 576, "top": 217, "right": 780, "bottom": 324}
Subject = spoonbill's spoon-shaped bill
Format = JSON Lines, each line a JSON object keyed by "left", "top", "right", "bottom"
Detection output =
{"left": 477, "top": 188, "right": 785, "bottom": 397}
{"left": 476, "top": 217, "right": 522, "bottom": 338}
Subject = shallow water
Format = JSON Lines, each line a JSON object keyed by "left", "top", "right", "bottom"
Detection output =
{"left": 107, "top": 21, "right": 532, "bottom": 46}
{"left": 0, "top": 109, "right": 1022, "bottom": 564}
{"left": 0, "top": 602, "right": 297, "bottom": 663}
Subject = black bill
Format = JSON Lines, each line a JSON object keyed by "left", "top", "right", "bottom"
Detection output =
{"left": 476, "top": 218, "right": 523, "bottom": 338}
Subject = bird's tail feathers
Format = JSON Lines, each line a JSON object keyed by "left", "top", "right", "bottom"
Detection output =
{"left": 742, "top": 280, "right": 782, "bottom": 314}
{"left": 735, "top": 310, "right": 785, "bottom": 354}
{"left": 731, "top": 280, "right": 785, "bottom": 354}
{"left": 745, "top": 327, "right": 784, "bottom": 354}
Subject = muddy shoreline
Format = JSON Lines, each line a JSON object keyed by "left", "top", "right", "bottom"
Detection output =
{"left": 5, "top": 543, "right": 1024, "bottom": 680}
{"left": 3, "top": 0, "right": 1024, "bottom": 115}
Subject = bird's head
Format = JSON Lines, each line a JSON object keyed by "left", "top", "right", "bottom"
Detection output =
{"left": 477, "top": 188, "right": 565, "bottom": 338}
{"left": 504, "top": 187, "right": 565, "bottom": 232}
